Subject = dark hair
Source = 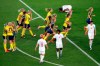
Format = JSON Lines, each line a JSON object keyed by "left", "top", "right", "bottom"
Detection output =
{"left": 59, "top": 8, "right": 63, "bottom": 11}
{"left": 57, "top": 29, "right": 61, "bottom": 33}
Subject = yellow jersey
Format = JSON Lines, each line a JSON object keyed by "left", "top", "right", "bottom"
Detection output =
{"left": 3, "top": 26, "right": 7, "bottom": 36}
{"left": 24, "top": 14, "right": 30, "bottom": 24}
{"left": 63, "top": 18, "right": 70, "bottom": 27}
{"left": 17, "top": 12, "right": 23, "bottom": 21}
{"left": 45, "top": 11, "right": 52, "bottom": 21}
{"left": 5, "top": 25, "right": 13, "bottom": 36}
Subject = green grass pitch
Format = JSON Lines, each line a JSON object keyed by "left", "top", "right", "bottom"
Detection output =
{"left": 0, "top": 0, "right": 100, "bottom": 66}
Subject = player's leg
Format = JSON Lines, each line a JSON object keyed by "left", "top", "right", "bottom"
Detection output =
{"left": 88, "top": 33, "right": 94, "bottom": 50}
{"left": 3, "top": 36, "right": 9, "bottom": 52}
{"left": 89, "top": 39, "right": 93, "bottom": 50}
{"left": 28, "top": 24, "right": 36, "bottom": 37}
{"left": 9, "top": 36, "right": 14, "bottom": 51}
{"left": 56, "top": 48, "right": 60, "bottom": 59}
{"left": 60, "top": 48, "right": 63, "bottom": 57}
{"left": 21, "top": 24, "right": 26, "bottom": 37}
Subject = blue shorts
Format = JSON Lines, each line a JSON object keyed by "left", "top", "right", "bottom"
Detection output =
{"left": 47, "top": 28, "right": 53, "bottom": 34}
{"left": 8, "top": 36, "right": 14, "bottom": 40}
{"left": 86, "top": 18, "right": 91, "bottom": 24}
{"left": 45, "top": 26, "right": 49, "bottom": 32}
{"left": 24, "top": 24, "right": 30, "bottom": 28}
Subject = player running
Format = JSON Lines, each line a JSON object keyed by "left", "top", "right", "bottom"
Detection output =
{"left": 49, "top": 29, "right": 64, "bottom": 59}
{"left": 44, "top": 14, "right": 57, "bottom": 40}
{"left": 16, "top": 8, "right": 26, "bottom": 31}
{"left": 85, "top": 21, "right": 96, "bottom": 50}
{"left": 35, "top": 34, "right": 48, "bottom": 63}
{"left": 21, "top": 10, "right": 36, "bottom": 38}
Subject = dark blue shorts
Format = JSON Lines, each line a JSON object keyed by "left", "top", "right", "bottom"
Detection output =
{"left": 47, "top": 28, "right": 53, "bottom": 34}
{"left": 24, "top": 24, "right": 30, "bottom": 28}
{"left": 86, "top": 18, "right": 91, "bottom": 24}
{"left": 2, "top": 36, "right": 7, "bottom": 39}
{"left": 45, "top": 26, "right": 50, "bottom": 32}
{"left": 8, "top": 36, "right": 14, "bottom": 40}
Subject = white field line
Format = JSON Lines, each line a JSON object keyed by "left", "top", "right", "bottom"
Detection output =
{"left": 19, "top": 0, "right": 100, "bottom": 66}
{"left": 16, "top": 47, "right": 64, "bottom": 66}
{"left": 66, "top": 37, "right": 100, "bottom": 66}
{"left": 32, "top": 17, "right": 40, "bottom": 21}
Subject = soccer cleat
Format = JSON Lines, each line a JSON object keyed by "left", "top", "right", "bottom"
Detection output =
{"left": 38, "top": 26, "right": 40, "bottom": 29}
{"left": 32, "top": 34, "right": 36, "bottom": 37}
{"left": 21, "top": 35, "right": 25, "bottom": 38}
{"left": 5, "top": 50, "right": 10, "bottom": 53}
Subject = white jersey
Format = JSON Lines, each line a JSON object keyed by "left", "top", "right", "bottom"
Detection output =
{"left": 53, "top": 33, "right": 64, "bottom": 48}
{"left": 62, "top": 5, "right": 72, "bottom": 12}
{"left": 86, "top": 24, "right": 95, "bottom": 34}
{"left": 37, "top": 39, "right": 47, "bottom": 54}
{"left": 86, "top": 24, "right": 96, "bottom": 39}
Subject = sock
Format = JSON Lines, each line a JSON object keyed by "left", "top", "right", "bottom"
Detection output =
{"left": 60, "top": 50, "right": 62, "bottom": 56}
{"left": 56, "top": 51, "right": 59, "bottom": 58}
{"left": 40, "top": 55, "right": 42, "bottom": 62}
{"left": 41, "top": 55, "right": 44, "bottom": 62}
{"left": 44, "top": 35, "right": 48, "bottom": 40}
{"left": 64, "top": 32, "right": 68, "bottom": 37}
{"left": 39, "top": 25, "right": 46, "bottom": 29}
{"left": 4, "top": 43, "right": 7, "bottom": 51}
{"left": 89, "top": 40, "right": 93, "bottom": 49}
{"left": 29, "top": 29, "right": 33, "bottom": 36}
{"left": 10, "top": 43, "right": 14, "bottom": 50}
{"left": 90, "top": 40, "right": 93, "bottom": 49}
{"left": 21, "top": 28, "right": 26, "bottom": 36}
{"left": 13, "top": 41, "right": 16, "bottom": 49}
{"left": 17, "top": 27, "right": 22, "bottom": 31}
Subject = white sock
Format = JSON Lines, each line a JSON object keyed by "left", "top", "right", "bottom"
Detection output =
{"left": 41, "top": 55, "right": 44, "bottom": 62}
{"left": 56, "top": 51, "right": 59, "bottom": 58}
{"left": 89, "top": 40, "right": 93, "bottom": 49}
{"left": 40, "top": 55, "right": 42, "bottom": 62}
{"left": 60, "top": 50, "right": 62, "bottom": 56}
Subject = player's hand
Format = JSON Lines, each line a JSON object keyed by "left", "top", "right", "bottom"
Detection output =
{"left": 35, "top": 48, "right": 37, "bottom": 51}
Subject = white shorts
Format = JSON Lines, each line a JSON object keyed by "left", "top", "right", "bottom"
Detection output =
{"left": 88, "top": 33, "right": 94, "bottom": 39}
{"left": 39, "top": 50, "right": 45, "bottom": 54}
{"left": 56, "top": 43, "right": 63, "bottom": 48}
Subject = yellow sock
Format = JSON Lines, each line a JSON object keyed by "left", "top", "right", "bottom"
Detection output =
{"left": 39, "top": 25, "right": 46, "bottom": 28}
{"left": 4, "top": 43, "right": 7, "bottom": 51}
{"left": 29, "top": 29, "right": 33, "bottom": 36}
{"left": 44, "top": 36, "right": 48, "bottom": 40}
{"left": 21, "top": 28, "right": 26, "bottom": 36}
{"left": 61, "top": 32, "right": 66, "bottom": 34}
{"left": 13, "top": 42, "right": 16, "bottom": 49}
{"left": 17, "top": 27, "right": 22, "bottom": 31}
{"left": 10, "top": 43, "right": 14, "bottom": 50}
{"left": 64, "top": 32, "right": 68, "bottom": 37}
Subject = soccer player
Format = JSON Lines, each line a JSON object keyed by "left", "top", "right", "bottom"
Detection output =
{"left": 44, "top": 14, "right": 57, "bottom": 40}
{"left": 86, "top": 7, "right": 95, "bottom": 24}
{"left": 21, "top": 10, "right": 36, "bottom": 38}
{"left": 2, "top": 23, "right": 9, "bottom": 52}
{"left": 85, "top": 21, "right": 96, "bottom": 50}
{"left": 38, "top": 8, "right": 53, "bottom": 29}
{"left": 16, "top": 8, "right": 26, "bottom": 31}
{"left": 59, "top": 5, "right": 72, "bottom": 13}
{"left": 49, "top": 29, "right": 64, "bottom": 59}
{"left": 61, "top": 14, "right": 72, "bottom": 37}
{"left": 35, "top": 34, "right": 48, "bottom": 63}
{"left": 6, "top": 22, "right": 15, "bottom": 51}
{"left": 12, "top": 22, "right": 17, "bottom": 50}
